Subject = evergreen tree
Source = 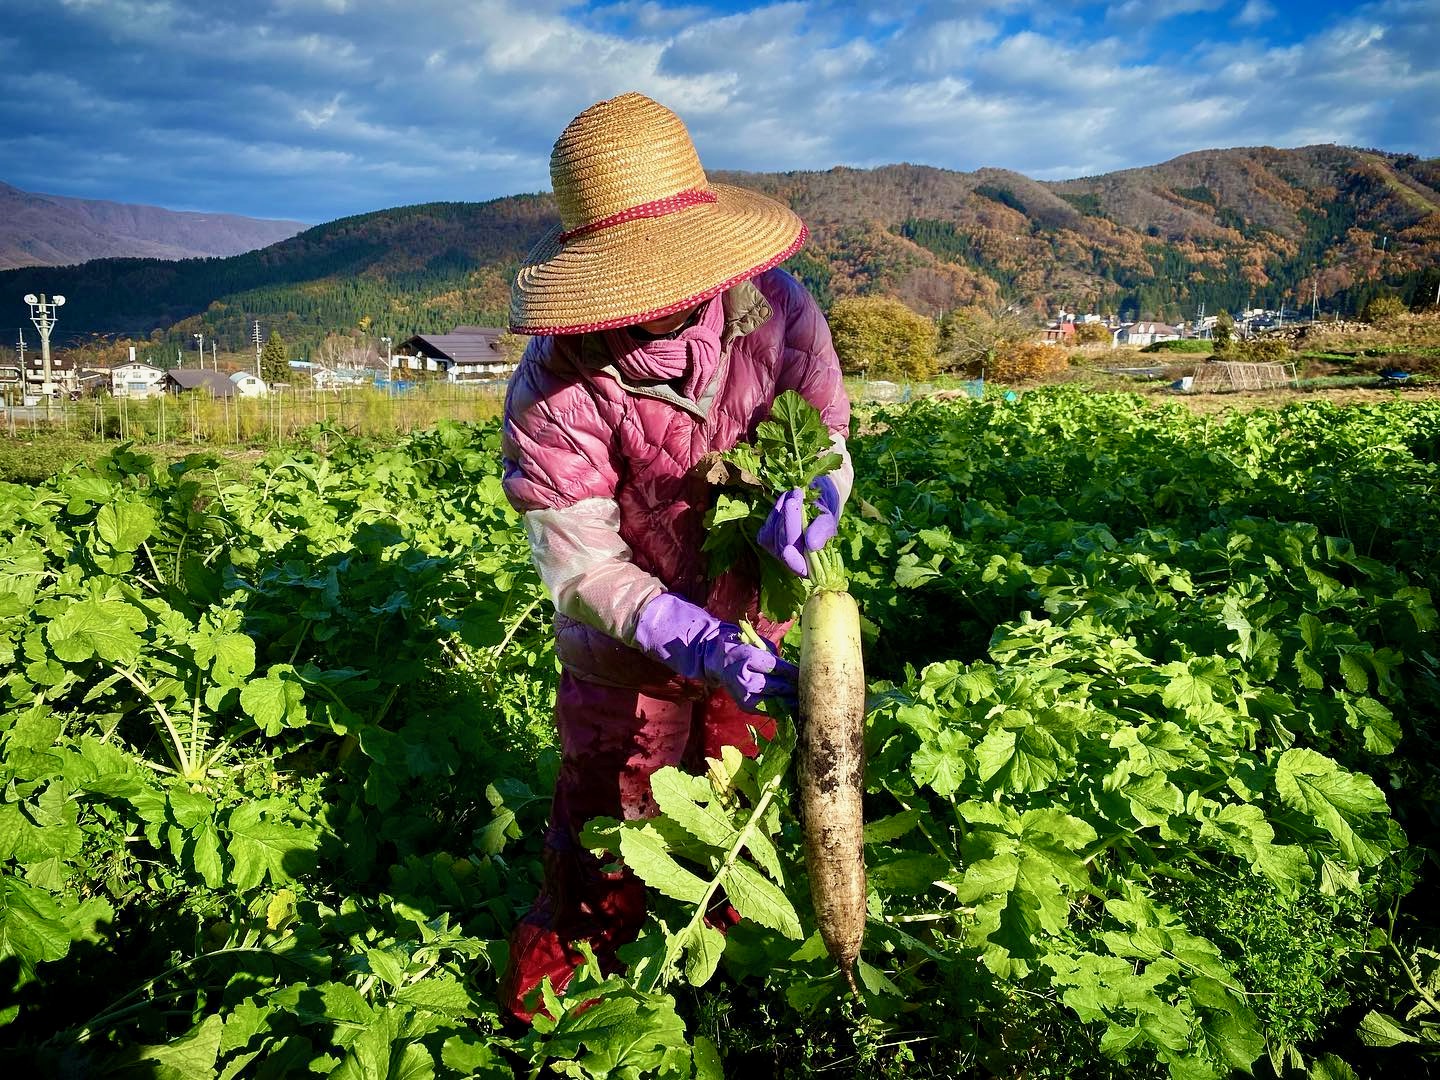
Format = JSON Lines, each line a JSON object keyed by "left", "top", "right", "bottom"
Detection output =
{"left": 1214, "top": 311, "right": 1234, "bottom": 356}
{"left": 260, "top": 332, "right": 289, "bottom": 385}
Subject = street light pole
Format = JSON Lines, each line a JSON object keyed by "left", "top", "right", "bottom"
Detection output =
{"left": 9, "top": 330, "right": 23, "bottom": 410}
{"left": 24, "top": 292, "right": 64, "bottom": 412}
{"left": 194, "top": 332, "right": 204, "bottom": 372}
{"left": 381, "top": 336, "right": 392, "bottom": 396}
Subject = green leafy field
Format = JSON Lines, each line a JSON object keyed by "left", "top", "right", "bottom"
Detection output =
{"left": 2, "top": 388, "right": 1438, "bottom": 1078}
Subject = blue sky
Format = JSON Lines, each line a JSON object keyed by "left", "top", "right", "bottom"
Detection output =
{"left": 2, "top": 0, "right": 1435, "bottom": 224}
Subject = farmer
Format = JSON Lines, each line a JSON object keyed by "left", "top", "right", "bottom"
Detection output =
{"left": 498, "top": 92, "right": 853, "bottom": 1020}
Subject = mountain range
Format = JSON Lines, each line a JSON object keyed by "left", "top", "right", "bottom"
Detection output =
{"left": 3, "top": 144, "right": 1437, "bottom": 357}
{"left": 0, "top": 182, "right": 306, "bottom": 270}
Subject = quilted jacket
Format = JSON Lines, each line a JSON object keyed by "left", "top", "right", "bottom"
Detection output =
{"left": 501, "top": 267, "right": 850, "bottom": 689}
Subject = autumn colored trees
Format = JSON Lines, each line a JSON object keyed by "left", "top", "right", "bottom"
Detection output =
{"left": 828, "top": 295, "right": 1074, "bottom": 383}
{"left": 1363, "top": 295, "right": 1407, "bottom": 324}
{"left": 828, "top": 296, "right": 939, "bottom": 380}
{"left": 1073, "top": 322, "right": 1112, "bottom": 346}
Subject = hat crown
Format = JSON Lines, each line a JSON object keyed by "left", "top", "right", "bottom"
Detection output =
{"left": 550, "top": 93, "right": 709, "bottom": 233}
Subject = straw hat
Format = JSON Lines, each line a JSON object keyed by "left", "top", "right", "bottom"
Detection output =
{"left": 509, "top": 93, "right": 808, "bottom": 335}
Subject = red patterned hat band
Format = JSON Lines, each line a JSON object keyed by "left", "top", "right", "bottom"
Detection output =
{"left": 558, "top": 188, "right": 718, "bottom": 242}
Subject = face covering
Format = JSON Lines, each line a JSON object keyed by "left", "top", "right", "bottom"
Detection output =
{"left": 600, "top": 295, "right": 724, "bottom": 401}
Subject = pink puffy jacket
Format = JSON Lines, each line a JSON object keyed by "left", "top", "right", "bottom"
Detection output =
{"left": 502, "top": 268, "right": 851, "bottom": 690}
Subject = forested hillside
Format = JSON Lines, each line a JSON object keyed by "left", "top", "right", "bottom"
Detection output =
{"left": 3, "top": 198, "right": 554, "bottom": 357}
{"left": 4, "top": 144, "right": 1437, "bottom": 357}
{"left": 0, "top": 182, "right": 305, "bottom": 270}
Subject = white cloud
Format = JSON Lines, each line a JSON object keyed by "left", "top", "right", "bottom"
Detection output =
{"left": 1106, "top": 0, "right": 1225, "bottom": 23}
{"left": 270, "top": 0, "right": 352, "bottom": 11}
{"left": 588, "top": 0, "right": 712, "bottom": 36}
{"left": 2, "top": 0, "right": 1436, "bottom": 221}
{"left": 1233, "top": 0, "right": 1277, "bottom": 26}
{"left": 899, "top": 17, "right": 1000, "bottom": 77}
{"left": 298, "top": 94, "right": 343, "bottom": 129}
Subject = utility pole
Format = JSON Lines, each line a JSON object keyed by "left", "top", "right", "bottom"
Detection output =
{"left": 24, "top": 293, "right": 64, "bottom": 412}
{"left": 194, "top": 332, "right": 204, "bottom": 372}
{"left": 11, "top": 330, "right": 23, "bottom": 410}
{"left": 252, "top": 321, "right": 262, "bottom": 378}
{"left": 212, "top": 340, "right": 217, "bottom": 370}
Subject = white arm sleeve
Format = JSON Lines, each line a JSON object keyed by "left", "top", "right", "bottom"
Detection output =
{"left": 830, "top": 432, "right": 855, "bottom": 508}
{"left": 523, "top": 497, "right": 666, "bottom": 646}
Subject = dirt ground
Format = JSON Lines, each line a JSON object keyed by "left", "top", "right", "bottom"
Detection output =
{"left": 1132, "top": 381, "right": 1440, "bottom": 414}
{"left": 1060, "top": 356, "right": 1438, "bottom": 413}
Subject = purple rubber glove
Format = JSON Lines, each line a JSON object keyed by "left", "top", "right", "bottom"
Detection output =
{"left": 633, "top": 593, "right": 797, "bottom": 712}
{"left": 757, "top": 475, "right": 842, "bottom": 577}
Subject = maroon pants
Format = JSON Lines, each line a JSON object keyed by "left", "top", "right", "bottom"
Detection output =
{"left": 500, "top": 671, "right": 775, "bottom": 1020}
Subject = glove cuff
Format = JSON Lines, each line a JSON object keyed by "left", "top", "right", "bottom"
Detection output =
{"left": 632, "top": 593, "right": 724, "bottom": 682}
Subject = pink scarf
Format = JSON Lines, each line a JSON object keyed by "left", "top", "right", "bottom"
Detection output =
{"left": 601, "top": 296, "right": 724, "bottom": 401}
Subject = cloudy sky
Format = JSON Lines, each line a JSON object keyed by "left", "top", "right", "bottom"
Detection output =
{"left": 3, "top": 0, "right": 1436, "bottom": 224}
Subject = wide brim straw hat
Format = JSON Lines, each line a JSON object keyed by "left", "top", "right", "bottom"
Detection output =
{"left": 509, "top": 92, "right": 808, "bottom": 335}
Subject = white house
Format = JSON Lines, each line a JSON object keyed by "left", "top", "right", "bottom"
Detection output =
{"left": 110, "top": 361, "right": 167, "bottom": 399}
{"left": 228, "top": 371, "right": 268, "bottom": 397}
{"left": 395, "top": 327, "right": 515, "bottom": 382}
{"left": 1117, "top": 321, "right": 1182, "bottom": 347}
{"left": 393, "top": 353, "right": 444, "bottom": 374}
{"left": 24, "top": 354, "right": 81, "bottom": 397}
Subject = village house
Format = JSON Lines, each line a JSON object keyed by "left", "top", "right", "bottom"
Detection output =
{"left": 1240, "top": 308, "right": 1287, "bottom": 333}
{"left": 228, "top": 371, "right": 267, "bottom": 397}
{"left": 110, "top": 361, "right": 167, "bottom": 399}
{"left": 23, "top": 353, "right": 81, "bottom": 397}
{"left": 166, "top": 369, "right": 237, "bottom": 397}
{"left": 1038, "top": 321, "right": 1076, "bottom": 345}
{"left": 394, "top": 326, "right": 514, "bottom": 382}
{"left": 1116, "top": 321, "right": 1182, "bottom": 347}
{"left": 390, "top": 351, "right": 444, "bottom": 376}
